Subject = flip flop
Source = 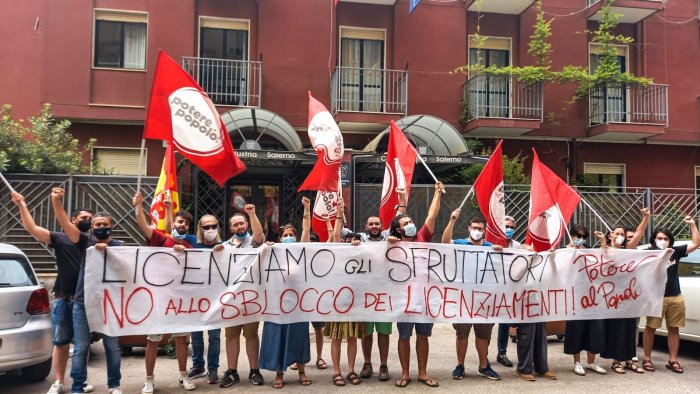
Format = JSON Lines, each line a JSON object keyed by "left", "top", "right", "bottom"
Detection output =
{"left": 417, "top": 377, "right": 439, "bottom": 387}
{"left": 394, "top": 377, "right": 411, "bottom": 388}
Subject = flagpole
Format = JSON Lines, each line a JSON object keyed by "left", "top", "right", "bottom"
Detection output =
{"left": 579, "top": 197, "right": 613, "bottom": 233}
{"left": 416, "top": 153, "right": 446, "bottom": 193}
{"left": 136, "top": 138, "right": 146, "bottom": 194}
{"left": 555, "top": 202, "right": 575, "bottom": 246}
{"left": 457, "top": 186, "right": 474, "bottom": 210}
{"left": 338, "top": 167, "right": 347, "bottom": 225}
{"left": 0, "top": 172, "right": 15, "bottom": 194}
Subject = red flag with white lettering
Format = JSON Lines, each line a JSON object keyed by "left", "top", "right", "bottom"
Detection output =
{"left": 526, "top": 149, "right": 581, "bottom": 252}
{"left": 143, "top": 50, "right": 245, "bottom": 187}
{"left": 473, "top": 140, "right": 506, "bottom": 246}
{"left": 379, "top": 121, "right": 417, "bottom": 230}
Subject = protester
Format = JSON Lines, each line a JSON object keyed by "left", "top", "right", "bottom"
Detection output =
{"left": 10, "top": 190, "right": 96, "bottom": 394}
{"left": 220, "top": 205, "right": 265, "bottom": 387}
{"left": 596, "top": 208, "right": 649, "bottom": 375}
{"left": 389, "top": 181, "right": 444, "bottom": 388}
{"left": 133, "top": 192, "right": 195, "bottom": 392}
{"left": 359, "top": 187, "right": 406, "bottom": 382}
{"left": 259, "top": 197, "right": 313, "bottom": 388}
{"left": 563, "top": 225, "right": 607, "bottom": 376}
{"left": 642, "top": 216, "right": 700, "bottom": 374}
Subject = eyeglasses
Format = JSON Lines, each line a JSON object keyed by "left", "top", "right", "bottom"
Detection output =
{"left": 201, "top": 225, "right": 218, "bottom": 230}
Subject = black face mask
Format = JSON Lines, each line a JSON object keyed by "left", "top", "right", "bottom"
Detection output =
{"left": 93, "top": 227, "right": 112, "bottom": 240}
{"left": 76, "top": 219, "right": 92, "bottom": 233}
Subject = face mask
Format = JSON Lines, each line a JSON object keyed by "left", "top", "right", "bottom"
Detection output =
{"left": 615, "top": 235, "right": 625, "bottom": 245}
{"left": 76, "top": 219, "right": 92, "bottom": 233}
{"left": 470, "top": 229, "right": 484, "bottom": 241}
{"left": 234, "top": 232, "right": 249, "bottom": 240}
{"left": 172, "top": 231, "right": 187, "bottom": 241}
{"left": 203, "top": 229, "right": 218, "bottom": 242}
{"left": 402, "top": 223, "right": 417, "bottom": 237}
{"left": 505, "top": 228, "right": 515, "bottom": 239}
{"left": 655, "top": 239, "right": 669, "bottom": 249}
{"left": 281, "top": 236, "right": 296, "bottom": 243}
{"left": 573, "top": 238, "right": 585, "bottom": 246}
{"left": 93, "top": 227, "right": 111, "bottom": 240}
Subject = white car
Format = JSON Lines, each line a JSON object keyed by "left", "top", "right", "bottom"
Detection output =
{"left": 639, "top": 241, "right": 700, "bottom": 342}
{"left": 0, "top": 243, "right": 53, "bottom": 381}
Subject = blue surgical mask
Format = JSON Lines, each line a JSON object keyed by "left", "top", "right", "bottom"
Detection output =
{"left": 403, "top": 223, "right": 417, "bottom": 237}
{"left": 505, "top": 228, "right": 515, "bottom": 239}
{"left": 172, "top": 231, "right": 187, "bottom": 240}
{"left": 573, "top": 238, "right": 585, "bottom": 246}
{"left": 281, "top": 236, "right": 296, "bottom": 243}
{"left": 234, "top": 232, "right": 249, "bottom": 240}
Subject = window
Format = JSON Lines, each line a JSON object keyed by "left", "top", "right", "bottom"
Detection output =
{"left": 583, "top": 163, "right": 625, "bottom": 192}
{"left": 93, "top": 147, "right": 146, "bottom": 176}
{"left": 589, "top": 43, "right": 629, "bottom": 124}
{"left": 339, "top": 27, "right": 386, "bottom": 112}
{"left": 94, "top": 10, "right": 147, "bottom": 69}
{"left": 468, "top": 36, "right": 511, "bottom": 118}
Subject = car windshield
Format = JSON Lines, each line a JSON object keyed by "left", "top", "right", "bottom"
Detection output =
{"left": 680, "top": 248, "right": 700, "bottom": 277}
{"left": 0, "top": 257, "right": 37, "bottom": 287}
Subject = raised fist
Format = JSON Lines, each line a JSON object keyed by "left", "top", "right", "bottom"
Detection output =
{"left": 132, "top": 192, "right": 143, "bottom": 207}
{"left": 302, "top": 196, "right": 310, "bottom": 210}
{"left": 51, "top": 187, "right": 64, "bottom": 200}
{"left": 244, "top": 204, "right": 256, "bottom": 214}
{"left": 451, "top": 209, "right": 461, "bottom": 220}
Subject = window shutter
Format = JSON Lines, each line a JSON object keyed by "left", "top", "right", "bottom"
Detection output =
{"left": 469, "top": 36, "right": 510, "bottom": 51}
{"left": 584, "top": 163, "right": 624, "bottom": 175}
{"left": 94, "top": 148, "right": 147, "bottom": 176}
{"left": 95, "top": 9, "right": 147, "bottom": 23}
{"left": 200, "top": 17, "right": 249, "bottom": 31}
{"left": 340, "top": 27, "right": 385, "bottom": 41}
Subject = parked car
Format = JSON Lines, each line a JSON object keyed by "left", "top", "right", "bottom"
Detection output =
{"left": 639, "top": 241, "right": 700, "bottom": 342}
{"left": 0, "top": 243, "right": 53, "bottom": 381}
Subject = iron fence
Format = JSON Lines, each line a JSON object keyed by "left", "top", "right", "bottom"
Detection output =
{"left": 463, "top": 74, "right": 543, "bottom": 122}
{"left": 588, "top": 82, "right": 668, "bottom": 127}
{"left": 182, "top": 57, "right": 262, "bottom": 107}
{"left": 331, "top": 66, "right": 408, "bottom": 114}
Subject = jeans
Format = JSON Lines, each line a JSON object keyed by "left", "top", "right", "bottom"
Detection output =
{"left": 51, "top": 299, "right": 74, "bottom": 345}
{"left": 70, "top": 303, "right": 121, "bottom": 391}
{"left": 497, "top": 323, "right": 510, "bottom": 355}
{"left": 191, "top": 329, "right": 221, "bottom": 370}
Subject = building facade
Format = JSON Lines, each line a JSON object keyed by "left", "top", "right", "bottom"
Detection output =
{"left": 2, "top": 0, "right": 700, "bottom": 238}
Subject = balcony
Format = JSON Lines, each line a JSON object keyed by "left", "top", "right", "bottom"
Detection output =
{"left": 467, "top": 0, "right": 535, "bottom": 15}
{"left": 586, "top": 0, "right": 663, "bottom": 24}
{"left": 462, "top": 74, "right": 543, "bottom": 137}
{"left": 182, "top": 57, "right": 262, "bottom": 107}
{"left": 587, "top": 82, "right": 668, "bottom": 141}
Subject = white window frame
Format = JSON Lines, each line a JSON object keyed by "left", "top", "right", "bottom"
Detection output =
{"left": 91, "top": 146, "right": 147, "bottom": 176}
{"left": 338, "top": 26, "right": 387, "bottom": 70}
{"left": 92, "top": 9, "right": 148, "bottom": 72}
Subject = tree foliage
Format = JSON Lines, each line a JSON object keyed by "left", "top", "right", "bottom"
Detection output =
{"left": 443, "top": 139, "right": 531, "bottom": 185}
{"left": 0, "top": 104, "right": 95, "bottom": 174}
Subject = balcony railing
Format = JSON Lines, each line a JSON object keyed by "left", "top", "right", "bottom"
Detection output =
{"left": 182, "top": 57, "right": 262, "bottom": 107}
{"left": 588, "top": 82, "right": 668, "bottom": 127}
{"left": 331, "top": 67, "right": 408, "bottom": 115}
{"left": 463, "top": 74, "right": 543, "bottom": 122}
{"left": 587, "top": 0, "right": 663, "bottom": 6}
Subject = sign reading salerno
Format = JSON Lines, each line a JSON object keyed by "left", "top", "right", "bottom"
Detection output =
{"left": 236, "top": 150, "right": 474, "bottom": 164}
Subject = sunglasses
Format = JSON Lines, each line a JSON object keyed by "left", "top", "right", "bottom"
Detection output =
{"left": 505, "top": 225, "right": 515, "bottom": 229}
{"left": 201, "top": 225, "right": 218, "bottom": 230}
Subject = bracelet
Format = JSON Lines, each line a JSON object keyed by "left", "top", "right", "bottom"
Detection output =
{"left": 397, "top": 205, "right": 407, "bottom": 208}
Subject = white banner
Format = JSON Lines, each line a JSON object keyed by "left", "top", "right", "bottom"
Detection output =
{"left": 84, "top": 244, "right": 671, "bottom": 336}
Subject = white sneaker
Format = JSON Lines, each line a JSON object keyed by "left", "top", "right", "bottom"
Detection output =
{"left": 587, "top": 363, "right": 607, "bottom": 375}
{"left": 179, "top": 376, "right": 196, "bottom": 391}
{"left": 141, "top": 377, "right": 155, "bottom": 394}
{"left": 632, "top": 356, "right": 639, "bottom": 362}
{"left": 573, "top": 362, "right": 586, "bottom": 376}
{"left": 83, "top": 382, "right": 94, "bottom": 393}
{"left": 47, "top": 381, "right": 65, "bottom": 394}
{"left": 108, "top": 388, "right": 122, "bottom": 394}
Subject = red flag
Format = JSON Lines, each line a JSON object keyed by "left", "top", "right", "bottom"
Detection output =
{"left": 526, "top": 149, "right": 581, "bottom": 252}
{"left": 298, "top": 92, "right": 344, "bottom": 192}
{"left": 149, "top": 142, "right": 179, "bottom": 232}
{"left": 379, "top": 121, "right": 417, "bottom": 230}
{"left": 311, "top": 190, "right": 339, "bottom": 242}
{"left": 473, "top": 140, "right": 506, "bottom": 247}
{"left": 143, "top": 50, "right": 246, "bottom": 187}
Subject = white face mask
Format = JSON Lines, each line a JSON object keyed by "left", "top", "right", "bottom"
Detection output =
{"left": 655, "top": 239, "right": 669, "bottom": 249}
{"left": 203, "top": 229, "right": 218, "bottom": 242}
{"left": 614, "top": 235, "right": 625, "bottom": 245}
{"left": 470, "top": 229, "right": 484, "bottom": 241}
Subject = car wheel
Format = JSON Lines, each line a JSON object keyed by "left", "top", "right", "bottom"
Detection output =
{"left": 21, "top": 358, "right": 52, "bottom": 382}
{"left": 121, "top": 346, "right": 133, "bottom": 356}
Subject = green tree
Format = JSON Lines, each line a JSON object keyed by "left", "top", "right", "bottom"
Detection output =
{"left": 443, "top": 139, "right": 530, "bottom": 186}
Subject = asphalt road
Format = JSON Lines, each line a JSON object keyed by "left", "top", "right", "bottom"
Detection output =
{"left": 2, "top": 324, "right": 699, "bottom": 394}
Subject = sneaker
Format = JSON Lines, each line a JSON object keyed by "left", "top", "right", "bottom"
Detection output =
{"left": 108, "top": 389, "right": 122, "bottom": 394}
{"left": 179, "top": 376, "right": 196, "bottom": 391}
{"left": 219, "top": 369, "right": 240, "bottom": 388}
{"left": 141, "top": 377, "right": 154, "bottom": 394}
{"left": 478, "top": 364, "right": 501, "bottom": 380}
{"left": 82, "top": 382, "right": 94, "bottom": 393}
{"left": 496, "top": 354, "right": 513, "bottom": 368}
{"left": 207, "top": 369, "right": 219, "bottom": 384}
{"left": 587, "top": 363, "right": 608, "bottom": 375}
{"left": 188, "top": 366, "right": 207, "bottom": 379}
{"left": 47, "top": 381, "right": 64, "bottom": 394}
{"left": 249, "top": 368, "right": 264, "bottom": 385}
{"left": 573, "top": 362, "right": 586, "bottom": 376}
{"left": 451, "top": 364, "right": 465, "bottom": 380}
{"left": 632, "top": 356, "right": 639, "bottom": 362}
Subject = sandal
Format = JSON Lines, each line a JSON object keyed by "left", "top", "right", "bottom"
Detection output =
{"left": 395, "top": 377, "right": 411, "bottom": 388}
{"left": 272, "top": 373, "right": 284, "bottom": 389}
{"left": 417, "top": 377, "right": 439, "bottom": 387}
{"left": 332, "top": 373, "right": 345, "bottom": 386}
{"left": 611, "top": 361, "right": 626, "bottom": 374}
{"left": 625, "top": 361, "right": 645, "bottom": 374}
{"left": 316, "top": 358, "right": 328, "bottom": 370}
{"left": 289, "top": 363, "right": 298, "bottom": 371}
{"left": 666, "top": 360, "right": 684, "bottom": 374}
{"left": 347, "top": 371, "right": 361, "bottom": 385}
{"left": 298, "top": 371, "right": 312, "bottom": 386}
{"left": 642, "top": 359, "right": 655, "bottom": 372}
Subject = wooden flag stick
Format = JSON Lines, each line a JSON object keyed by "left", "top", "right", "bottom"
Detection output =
{"left": 136, "top": 139, "right": 146, "bottom": 194}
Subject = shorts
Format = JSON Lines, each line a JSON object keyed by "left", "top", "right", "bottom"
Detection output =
{"left": 51, "top": 299, "right": 74, "bottom": 345}
{"left": 647, "top": 294, "right": 685, "bottom": 329}
{"left": 225, "top": 322, "right": 260, "bottom": 338}
{"left": 397, "top": 322, "right": 433, "bottom": 340}
{"left": 311, "top": 322, "right": 325, "bottom": 329}
{"left": 453, "top": 323, "right": 494, "bottom": 340}
{"left": 147, "top": 332, "right": 188, "bottom": 342}
{"left": 365, "top": 322, "right": 392, "bottom": 336}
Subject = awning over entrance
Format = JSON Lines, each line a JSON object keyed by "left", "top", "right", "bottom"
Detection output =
{"left": 362, "top": 115, "right": 470, "bottom": 156}
{"left": 221, "top": 108, "right": 303, "bottom": 152}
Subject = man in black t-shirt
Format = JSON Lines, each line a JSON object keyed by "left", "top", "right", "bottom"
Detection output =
{"left": 641, "top": 216, "right": 700, "bottom": 374}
